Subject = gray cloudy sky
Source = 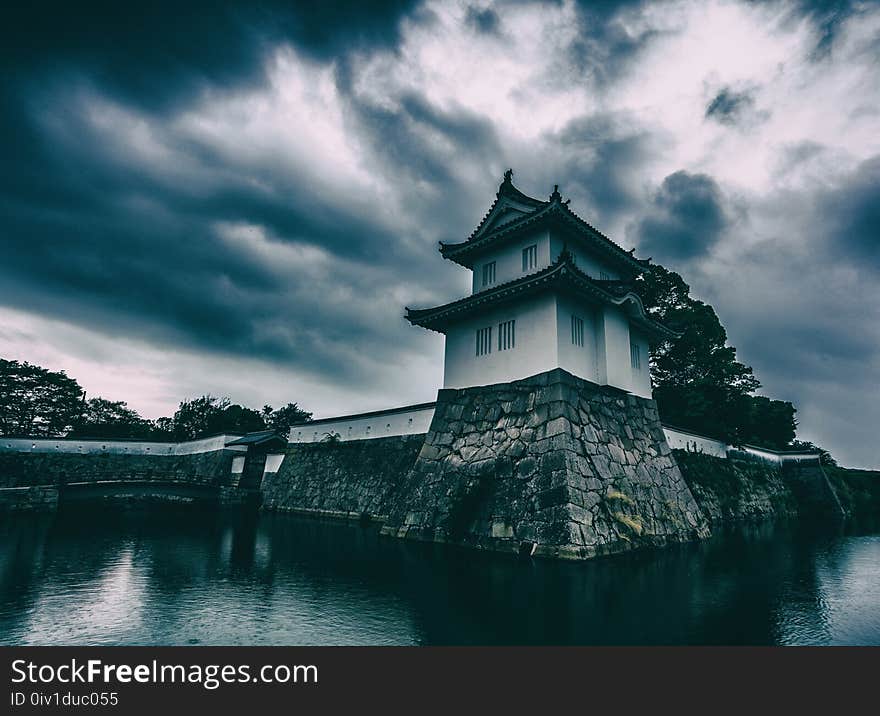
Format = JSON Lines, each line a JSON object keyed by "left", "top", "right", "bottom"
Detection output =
{"left": 1, "top": 0, "right": 878, "bottom": 467}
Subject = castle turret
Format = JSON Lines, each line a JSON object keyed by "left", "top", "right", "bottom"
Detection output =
{"left": 406, "top": 171, "right": 675, "bottom": 397}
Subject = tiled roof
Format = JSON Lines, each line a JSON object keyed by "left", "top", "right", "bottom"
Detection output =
{"left": 225, "top": 430, "right": 286, "bottom": 447}
{"left": 440, "top": 177, "right": 649, "bottom": 275}
{"left": 406, "top": 250, "right": 676, "bottom": 340}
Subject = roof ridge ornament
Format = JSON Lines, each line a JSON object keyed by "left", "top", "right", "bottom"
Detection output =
{"left": 550, "top": 184, "right": 562, "bottom": 203}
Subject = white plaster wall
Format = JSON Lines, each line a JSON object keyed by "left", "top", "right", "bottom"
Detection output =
{"left": 733, "top": 446, "right": 782, "bottom": 464}
{"left": 231, "top": 456, "right": 246, "bottom": 473}
{"left": 662, "top": 427, "right": 728, "bottom": 458}
{"left": 288, "top": 404, "right": 436, "bottom": 443}
{"left": 471, "top": 229, "right": 551, "bottom": 293}
{"left": 443, "top": 294, "right": 558, "bottom": 389}
{"left": 629, "top": 329, "right": 652, "bottom": 399}
{"left": 549, "top": 233, "right": 619, "bottom": 280}
{"left": 0, "top": 434, "right": 247, "bottom": 456}
{"left": 597, "top": 305, "right": 632, "bottom": 393}
{"left": 555, "top": 295, "right": 600, "bottom": 384}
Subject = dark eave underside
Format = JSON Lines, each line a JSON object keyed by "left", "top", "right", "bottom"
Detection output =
{"left": 406, "top": 254, "right": 676, "bottom": 341}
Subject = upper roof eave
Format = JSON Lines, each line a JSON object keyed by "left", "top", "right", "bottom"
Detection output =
{"left": 440, "top": 199, "right": 649, "bottom": 274}
{"left": 406, "top": 253, "right": 676, "bottom": 341}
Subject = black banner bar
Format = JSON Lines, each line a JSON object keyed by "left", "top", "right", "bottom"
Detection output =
{"left": 3, "top": 646, "right": 877, "bottom": 713}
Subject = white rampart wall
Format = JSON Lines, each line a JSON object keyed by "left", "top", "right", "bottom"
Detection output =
{"left": 1, "top": 413, "right": 814, "bottom": 465}
{"left": 264, "top": 454, "right": 286, "bottom": 472}
{"left": 662, "top": 427, "right": 728, "bottom": 458}
{"left": 288, "top": 404, "right": 437, "bottom": 443}
{"left": 286, "top": 402, "right": 816, "bottom": 464}
{"left": 732, "top": 446, "right": 819, "bottom": 465}
{"left": 0, "top": 435, "right": 248, "bottom": 456}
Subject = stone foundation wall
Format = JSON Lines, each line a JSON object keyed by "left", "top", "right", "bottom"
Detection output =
{"left": 674, "top": 451, "right": 799, "bottom": 525}
{"left": 380, "top": 369, "right": 709, "bottom": 559}
{"left": 261, "top": 435, "right": 426, "bottom": 520}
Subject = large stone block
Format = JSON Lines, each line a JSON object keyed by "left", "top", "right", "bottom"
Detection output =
{"left": 380, "top": 368, "right": 710, "bottom": 559}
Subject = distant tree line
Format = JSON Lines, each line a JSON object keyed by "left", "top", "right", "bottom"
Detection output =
{"left": 633, "top": 264, "right": 800, "bottom": 450}
{"left": 0, "top": 358, "right": 311, "bottom": 441}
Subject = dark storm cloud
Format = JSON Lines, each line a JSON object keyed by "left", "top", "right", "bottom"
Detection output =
{"left": 817, "top": 155, "right": 880, "bottom": 263}
{"left": 0, "top": 0, "right": 471, "bottom": 391}
{"left": 683, "top": 155, "right": 880, "bottom": 467}
{"left": 551, "top": 114, "right": 657, "bottom": 223}
{"left": 386, "top": 92, "right": 502, "bottom": 184}
{"left": 1, "top": 0, "right": 420, "bottom": 111}
{"left": 0, "top": 77, "right": 438, "bottom": 385}
{"left": 787, "top": 0, "right": 860, "bottom": 59}
{"left": 332, "top": 65, "right": 505, "bottom": 240}
{"left": 465, "top": 5, "right": 502, "bottom": 34}
{"left": 631, "top": 172, "right": 730, "bottom": 262}
{"left": 705, "top": 88, "right": 755, "bottom": 124}
{"left": 567, "top": 0, "right": 662, "bottom": 87}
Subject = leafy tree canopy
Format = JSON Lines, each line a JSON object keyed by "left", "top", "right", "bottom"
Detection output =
{"left": 634, "top": 264, "right": 797, "bottom": 449}
{"left": 69, "top": 397, "right": 156, "bottom": 439}
{"left": 264, "top": 402, "right": 312, "bottom": 434}
{"left": 0, "top": 359, "right": 84, "bottom": 436}
{"left": 0, "top": 358, "right": 313, "bottom": 442}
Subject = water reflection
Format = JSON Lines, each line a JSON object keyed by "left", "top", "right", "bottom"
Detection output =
{"left": 0, "top": 507, "right": 877, "bottom": 645}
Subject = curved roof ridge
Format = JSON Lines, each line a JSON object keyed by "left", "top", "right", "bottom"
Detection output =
{"left": 440, "top": 180, "right": 649, "bottom": 273}
{"left": 445, "top": 170, "right": 548, "bottom": 246}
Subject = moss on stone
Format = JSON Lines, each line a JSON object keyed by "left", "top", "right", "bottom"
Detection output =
{"left": 675, "top": 450, "right": 798, "bottom": 524}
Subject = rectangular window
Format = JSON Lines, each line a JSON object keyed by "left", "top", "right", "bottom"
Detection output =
{"left": 522, "top": 244, "right": 537, "bottom": 272}
{"left": 571, "top": 315, "right": 584, "bottom": 347}
{"left": 476, "top": 326, "right": 492, "bottom": 357}
{"left": 481, "top": 261, "right": 496, "bottom": 287}
{"left": 498, "top": 320, "right": 515, "bottom": 351}
{"left": 599, "top": 271, "right": 611, "bottom": 281}
{"left": 631, "top": 342, "right": 641, "bottom": 370}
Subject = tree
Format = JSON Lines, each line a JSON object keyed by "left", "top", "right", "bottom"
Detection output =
{"left": 633, "top": 265, "right": 796, "bottom": 447}
{"left": 0, "top": 358, "right": 315, "bottom": 443}
{"left": 209, "top": 403, "right": 266, "bottom": 435}
{"left": 170, "top": 395, "right": 268, "bottom": 439}
{"left": 0, "top": 358, "right": 84, "bottom": 436}
{"left": 69, "top": 397, "right": 155, "bottom": 439}
{"left": 738, "top": 395, "right": 797, "bottom": 449}
{"left": 171, "top": 395, "right": 230, "bottom": 440}
{"left": 264, "top": 402, "right": 312, "bottom": 434}
{"left": 152, "top": 416, "right": 175, "bottom": 439}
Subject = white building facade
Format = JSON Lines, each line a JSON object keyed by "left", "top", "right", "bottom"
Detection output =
{"left": 406, "top": 173, "right": 675, "bottom": 398}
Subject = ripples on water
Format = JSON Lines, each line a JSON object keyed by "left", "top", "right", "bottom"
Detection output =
{"left": 1, "top": 506, "right": 878, "bottom": 645}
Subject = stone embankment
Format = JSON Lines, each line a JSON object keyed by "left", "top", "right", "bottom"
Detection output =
{"left": 379, "top": 369, "right": 708, "bottom": 559}
{"left": 261, "top": 435, "right": 425, "bottom": 521}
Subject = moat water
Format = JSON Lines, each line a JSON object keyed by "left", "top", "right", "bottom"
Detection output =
{"left": 1, "top": 506, "right": 879, "bottom": 645}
